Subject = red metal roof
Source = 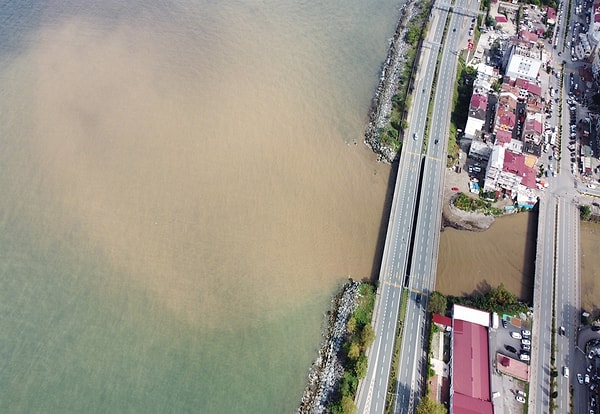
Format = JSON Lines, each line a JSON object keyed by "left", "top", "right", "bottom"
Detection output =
{"left": 453, "top": 392, "right": 494, "bottom": 414}
{"left": 496, "top": 130, "right": 512, "bottom": 145}
{"left": 433, "top": 313, "right": 452, "bottom": 327}
{"left": 470, "top": 94, "right": 488, "bottom": 111}
{"left": 495, "top": 15, "right": 508, "bottom": 23}
{"left": 502, "top": 150, "right": 537, "bottom": 189}
{"left": 452, "top": 319, "right": 491, "bottom": 401}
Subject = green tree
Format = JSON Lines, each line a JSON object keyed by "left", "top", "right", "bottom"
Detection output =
{"left": 347, "top": 317, "right": 357, "bottom": 335}
{"left": 339, "top": 371, "right": 358, "bottom": 397}
{"left": 361, "top": 324, "right": 375, "bottom": 349}
{"left": 354, "top": 354, "right": 368, "bottom": 379}
{"left": 347, "top": 342, "right": 361, "bottom": 360}
{"left": 340, "top": 395, "right": 357, "bottom": 414}
{"left": 487, "top": 283, "right": 518, "bottom": 310}
{"left": 415, "top": 397, "right": 448, "bottom": 414}
{"left": 428, "top": 291, "right": 447, "bottom": 314}
{"left": 581, "top": 205, "right": 591, "bottom": 220}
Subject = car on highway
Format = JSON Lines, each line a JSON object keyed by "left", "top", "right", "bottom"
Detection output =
{"left": 564, "top": 366, "right": 570, "bottom": 377}
{"left": 510, "top": 331, "right": 522, "bottom": 340}
{"left": 515, "top": 395, "right": 526, "bottom": 404}
{"left": 578, "top": 373, "right": 584, "bottom": 384}
{"left": 505, "top": 345, "right": 517, "bottom": 353}
{"left": 413, "top": 132, "right": 418, "bottom": 140}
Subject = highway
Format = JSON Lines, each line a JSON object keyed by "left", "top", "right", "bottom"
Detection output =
{"left": 355, "top": 2, "right": 449, "bottom": 412}
{"left": 529, "top": 0, "right": 583, "bottom": 410}
{"left": 356, "top": 0, "right": 483, "bottom": 411}
{"left": 393, "top": 0, "right": 480, "bottom": 411}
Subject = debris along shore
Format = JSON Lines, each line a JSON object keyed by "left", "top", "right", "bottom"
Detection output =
{"left": 297, "top": 280, "right": 360, "bottom": 414}
{"left": 364, "top": 1, "right": 422, "bottom": 163}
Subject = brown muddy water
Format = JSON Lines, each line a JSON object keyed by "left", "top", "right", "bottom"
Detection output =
{"left": 436, "top": 211, "right": 538, "bottom": 303}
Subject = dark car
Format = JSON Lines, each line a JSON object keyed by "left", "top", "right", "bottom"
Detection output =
{"left": 502, "top": 319, "right": 508, "bottom": 328}
{"left": 505, "top": 345, "right": 517, "bottom": 353}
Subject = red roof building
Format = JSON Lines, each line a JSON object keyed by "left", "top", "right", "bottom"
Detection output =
{"left": 514, "top": 78, "right": 542, "bottom": 97}
{"left": 495, "top": 15, "right": 508, "bottom": 23}
{"left": 433, "top": 314, "right": 452, "bottom": 328}
{"left": 546, "top": 7, "right": 556, "bottom": 23}
{"left": 519, "top": 30, "right": 539, "bottom": 44}
{"left": 496, "top": 130, "right": 513, "bottom": 145}
{"left": 451, "top": 319, "right": 493, "bottom": 414}
{"left": 502, "top": 150, "right": 538, "bottom": 189}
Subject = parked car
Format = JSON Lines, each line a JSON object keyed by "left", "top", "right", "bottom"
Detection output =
{"left": 586, "top": 373, "right": 591, "bottom": 384}
{"left": 505, "top": 345, "right": 517, "bottom": 353}
{"left": 519, "top": 353, "right": 530, "bottom": 362}
{"left": 515, "top": 395, "right": 526, "bottom": 403}
{"left": 516, "top": 390, "right": 526, "bottom": 397}
{"left": 521, "top": 339, "right": 531, "bottom": 346}
{"left": 522, "top": 329, "right": 531, "bottom": 338}
{"left": 521, "top": 344, "right": 531, "bottom": 351}
{"left": 502, "top": 319, "right": 508, "bottom": 328}
{"left": 510, "top": 331, "right": 522, "bottom": 340}
{"left": 579, "top": 373, "right": 584, "bottom": 384}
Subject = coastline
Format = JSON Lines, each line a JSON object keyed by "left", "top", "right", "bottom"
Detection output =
{"left": 297, "top": 281, "right": 360, "bottom": 414}
{"left": 363, "top": 1, "right": 422, "bottom": 164}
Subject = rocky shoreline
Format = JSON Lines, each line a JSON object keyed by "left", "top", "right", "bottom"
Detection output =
{"left": 297, "top": 281, "right": 360, "bottom": 414}
{"left": 363, "top": 2, "right": 421, "bottom": 164}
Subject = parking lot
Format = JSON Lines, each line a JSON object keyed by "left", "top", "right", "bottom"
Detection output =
{"left": 490, "top": 316, "right": 532, "bottom": 413}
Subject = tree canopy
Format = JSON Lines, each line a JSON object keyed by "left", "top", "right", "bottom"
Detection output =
{"left": 415, "top": 397, "right": 447, "bottom": 414}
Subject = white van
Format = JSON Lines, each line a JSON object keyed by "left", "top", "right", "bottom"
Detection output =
{"left": 563, "top": 366, "right": 569, "bottom": 378}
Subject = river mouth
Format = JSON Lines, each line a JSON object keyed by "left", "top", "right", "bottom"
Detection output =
{"left": 436, "top": 211, "right": 537, "bottom": 304}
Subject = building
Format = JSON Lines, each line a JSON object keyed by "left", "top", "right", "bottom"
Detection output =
{"left": 503, "top": 42, "right": 543, "bottom": 82}
{"left": 483, "top": 141, "right": 538, "bottom": 194}
{"left": 464, "top": 94, "right": 488, "bottom": 140}
{"left": 449, "top": 305, "right": 493, "bottom": 414}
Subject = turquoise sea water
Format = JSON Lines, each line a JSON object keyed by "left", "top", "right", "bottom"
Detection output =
{"left": 0, "top": 0, "right": 400, "bottom": 412}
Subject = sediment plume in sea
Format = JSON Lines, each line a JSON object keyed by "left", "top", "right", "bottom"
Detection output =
{"left": 297, "top": 281, "right": 359, "bottom": 414}
{"left": 364, "top": 2, "right": 421, "bottom": 164}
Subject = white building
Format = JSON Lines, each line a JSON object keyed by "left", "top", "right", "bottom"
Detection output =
{"left": 504, "top": 42, "right": 543, "bottom": 82}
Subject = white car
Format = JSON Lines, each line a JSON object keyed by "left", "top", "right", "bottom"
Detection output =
{"left": 510, "top": 331, "right": 522, "bottom": 340}
{"left": 521, "top": 339, "right": 531, "bottom": 346}
{"left": 578, "top": 373, "right": 584, "bottom": 384}
{"left": 586, "top": 374, "right": 591, "bottom": 384}
{"left": 515, "top": 395, "right": 526, "bottom": 404}
{"left": 413, "top": 132, "right": 418, "bottom": 140}
{"left": 519, "top": 353, "right": 530, "bottom": 362}
{"left": 522, "top": 329, "right": 531, "bottom": 338}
